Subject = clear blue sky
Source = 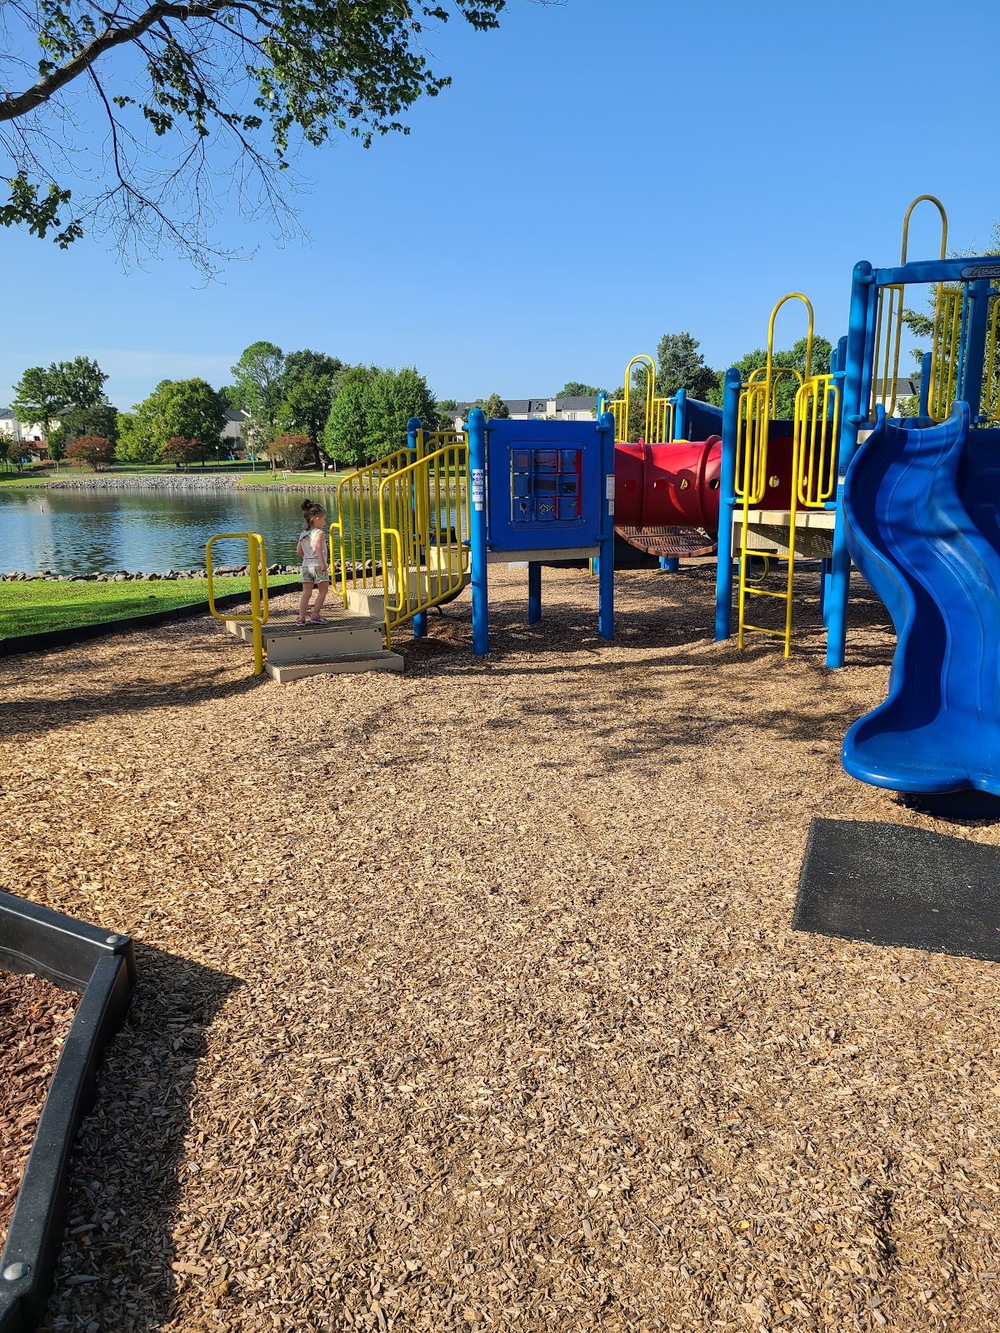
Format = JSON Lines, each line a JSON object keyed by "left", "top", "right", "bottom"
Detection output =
{"left": 2, "top": 0, "right": 998, "bottom": 411}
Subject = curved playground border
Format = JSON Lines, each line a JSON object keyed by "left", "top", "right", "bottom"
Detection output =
{"left": 0, "top": 893, "right": 136, "bottom": 1333}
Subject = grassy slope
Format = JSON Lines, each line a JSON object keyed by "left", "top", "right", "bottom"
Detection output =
{"left": 0, "top": 576, "right": 299, "bottom": 638}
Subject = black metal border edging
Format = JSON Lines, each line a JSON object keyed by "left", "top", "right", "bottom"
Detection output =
{"left": 0, "top": 581, "right": 301, "bottom": 657}
{"left": 0, "top": 892, "right": 137, "bottom": 1333}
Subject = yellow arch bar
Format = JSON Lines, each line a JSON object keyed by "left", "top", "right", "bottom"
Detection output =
{"left": 608, "top": 354, "right": 674, "bottom": 443}
{"left": 900, "top": 194, "right": 948, "bottom": 262}
{"left": 206, "top": 532, "right": 269, "bottom": 675}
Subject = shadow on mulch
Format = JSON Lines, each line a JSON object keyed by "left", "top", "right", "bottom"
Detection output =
{"left": 45, "top": 943, "right": 241, "bottom": 1330}
{"left": 0, "top": 653, "right": 268, "bottom": 740}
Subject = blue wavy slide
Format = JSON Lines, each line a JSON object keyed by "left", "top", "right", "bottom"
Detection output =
{"left": 841, "top": 402, "right": 1000, "bottom": 795}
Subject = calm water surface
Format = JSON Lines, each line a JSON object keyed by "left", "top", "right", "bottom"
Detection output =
{"left": 0, "top": 488, "right": 318, "bottom": 576}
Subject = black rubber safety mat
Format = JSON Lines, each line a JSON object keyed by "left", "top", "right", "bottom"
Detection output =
{"left": 793, "top": 817, "right": 1000, "bottom": 963}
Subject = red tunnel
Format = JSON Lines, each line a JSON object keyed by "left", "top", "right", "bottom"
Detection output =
{"left": 614, "top": 437, "right": 724, "bottom": 532}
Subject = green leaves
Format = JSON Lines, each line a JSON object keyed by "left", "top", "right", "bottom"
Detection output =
{"left": 322, "top": 364, "right": 436, "bottom": 467}
{"left": 0, "top": 176, "right": 82, "bottom": 246}
{"left": 0, "top": 1, "right": 517, "bottom": 263}
{"left": 11, "top": 357, "right": 109, "bottom": 431}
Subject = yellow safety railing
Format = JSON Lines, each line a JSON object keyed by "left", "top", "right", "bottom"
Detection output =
{"left": 206, "top": 532, "right": 268, "bottom": 674}
{"left": 378, "top": 436, "right": 470, "bottom": 650}
{"left": 736, "top": 293, "right": 815, "bottom": 658}
{"left": 329, "top": 447, "right": 415, "bottom": 606}
{"left": 794, "top": 374, "right": 841, "bottom": 509}
{"left": 608, "top": 354, "right": 674, "bottom": 443}
{"left": 984, "top": 293, "right": 1000, "bottom": 423}
{"left": 928, "top": 286, "right": 963, "bottom": 422}
{"left": 870, "top": 196, "right": 948, "bottom": 419}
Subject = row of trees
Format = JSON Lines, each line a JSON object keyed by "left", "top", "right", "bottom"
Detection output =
{"left": 9, "top": 343, "right": 448, "bottom": 470}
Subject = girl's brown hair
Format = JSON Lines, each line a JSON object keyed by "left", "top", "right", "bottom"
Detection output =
{"left": 301, "top": 499, "right": 326, "bottom": 524}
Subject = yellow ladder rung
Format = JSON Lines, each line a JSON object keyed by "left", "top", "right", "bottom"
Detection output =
{"left": 742, "top": 624, "right": 788, "bottom": 637}
{"left": 743, "top": 588, "right": 790, "bottom": 600}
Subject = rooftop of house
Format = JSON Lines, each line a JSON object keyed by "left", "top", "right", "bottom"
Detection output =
{"left": 448, "top": 395, "right": 597, "bottom": 416}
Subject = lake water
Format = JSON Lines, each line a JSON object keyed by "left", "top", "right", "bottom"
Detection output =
{"left": 0, "top": 487, "right": 319, "bottom": 576}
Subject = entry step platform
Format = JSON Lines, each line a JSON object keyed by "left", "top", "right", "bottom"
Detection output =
{"left": 224, "top": 611, "right": 403, "bottom": 680}
{"left": 265, "top": 651, "right": 404, "bottom": 683}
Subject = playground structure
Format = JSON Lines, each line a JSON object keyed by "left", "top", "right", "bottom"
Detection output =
{"left": 204, "top": 195, "right": 1000, "bottom": 798}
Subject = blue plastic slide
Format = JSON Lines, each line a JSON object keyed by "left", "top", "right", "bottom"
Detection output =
{"left": 841, "top": 402, "right": 1000, "bottom": 795}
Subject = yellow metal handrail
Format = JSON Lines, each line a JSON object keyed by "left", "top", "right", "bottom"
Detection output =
{"left": 872, "top": 196, "right": 949, "bottom": 419}
{"left": 608, "top": 354, "right": 674, "bottom": 443}
{"left": 648, "top": 395, "right": 673, "bottom": 444}
{"left": 329, "top": 447, "right": 414, "bottom": 606}
{"left": 735, "top": 293, "right": 816, "bottom": 658}
{"left": 378, "top": 437, "right": 470, "bottom": 650}
{"left": 206, "top": 532, "right": 268, "bottom": 674}
{"left": 984, "top": 293, "right": 1000, "bottom": 423}
{"left": 735, "top": 368, "right": 802, "bottom": 504}
{"left": 928, "top": 287, "right": 963, "bottom": 422}
{"left": 794, "top": 374, "right": 841, "bottom": 508}
{"left": 901, "top": 193, "right": 948, "bottom": 263}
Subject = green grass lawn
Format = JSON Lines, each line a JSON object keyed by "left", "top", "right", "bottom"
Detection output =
{"left": 0, "top": 576, "right": 300, "bottom": 638}
{"left": 233, "top": 469, "right": 347, "bottom": 486}
{"left": 0, "top": 470, "right": 52, "bottom": 486}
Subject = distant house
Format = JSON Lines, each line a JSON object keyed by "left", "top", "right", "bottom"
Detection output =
{"left": 222, "top": 408, "right": 249, "bottom": 443}
{"left": 0, "top": 407, "right": 52, "bottom": 459}
{"left": 874, "top": 378, "right": 921, "bottom": 413}
{"left": 443, "top": 395, "right": 597, "bottom": 429}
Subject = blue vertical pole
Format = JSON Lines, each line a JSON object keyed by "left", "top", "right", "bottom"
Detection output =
{"left": 832, "top": 335, "right": 848, "bottom": 376}
{"left": 825, "top": 262, "right": 873, "bottom": 668}
{"left": 597, "top": 410, "right": 615, "bottom": 640}
{"left": 963, "top": 279, "right": 990, "bottom": 420}
{"left": 660, "top": 557, "right": 680, "bottom": 572}
{"left": 672, "top": 387, "right": 687, "bottom": 441}
{"left": 713, "top": 367, "right": 743, "bottom": 640}
{"left": 919, "top": 351, "right": 932, "bottom": 419}
{"left": 468, "top": 408, "right": 489, "bottom": 655}
{"left": 527, "top": 562, "right": 542, "bottom": 623}
{"left": 406, "top": 417, "right": 427, "bottom": 639}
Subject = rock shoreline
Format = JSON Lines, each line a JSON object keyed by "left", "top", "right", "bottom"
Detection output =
{"left": 46, "top": 474, "right": 338, "bottom": 492}
{"left": 0, "top": 566, "right": 300, "bottom": 582}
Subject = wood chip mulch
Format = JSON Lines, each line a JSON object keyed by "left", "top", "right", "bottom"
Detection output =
{"left": 0, "top": 563, "right": 999, "bottom": 1332}
{"left": 0, "top": 969, "right": 80, "bottom": 1249}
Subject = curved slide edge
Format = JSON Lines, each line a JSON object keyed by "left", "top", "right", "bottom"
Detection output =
{"left": 841, "top": 402, "right": 1000, "bottom": 796}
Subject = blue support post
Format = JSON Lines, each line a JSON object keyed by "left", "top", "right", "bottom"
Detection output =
{"left": 527, "top": 562, "right": 542, "bottom": 623}
{"left": 820, "top": 558, "right": 833, "bottom": 626}
{"left": 919, "top": 351, "right": 932, "bottom": 418}
{"left": 467, "top": 409, "right": 489, "bottom": 656}
{"left": 406, "top": 417, "right": 421, "bottom": 459}
{"left": 597, "top": 410, "right": 615, "bottom": 640}
{"left": 671, "top": 387, "right": 687, "bottom": 441}
{"left": 713, "top": 367, "right": 743, "bottom": 640}
{"left": 660, "top": 557, "right": 680, "bottom": 572}
{"left": 963, "top": 279, "right": 991, "bottom": 420}
{"left": 832, "top": 335, "right": 848, "bottom": 376}
{"left": 825, "top": 262, "right": 874, "bottom": 668}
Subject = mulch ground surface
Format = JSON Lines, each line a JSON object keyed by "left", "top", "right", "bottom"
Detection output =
{"left": 0, "top": 563, "right": 998, "bottom": 1332}
{"left": 1, "top": 969, "right": 80, "bottom": 1249}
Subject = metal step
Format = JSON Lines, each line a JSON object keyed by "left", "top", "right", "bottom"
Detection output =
{"left": 226, "top": 615, "right": 384, "bottom": 662}
{"left": 265, "top": 650, "right": 404, "bottom": 683}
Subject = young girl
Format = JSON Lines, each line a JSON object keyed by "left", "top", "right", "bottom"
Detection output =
{"left": 296, "top": 500, "right": 329, "bottom": 625}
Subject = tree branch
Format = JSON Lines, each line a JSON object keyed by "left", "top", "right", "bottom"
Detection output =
{"left": 0, "top": 1, "right": 260, "bottom": 123}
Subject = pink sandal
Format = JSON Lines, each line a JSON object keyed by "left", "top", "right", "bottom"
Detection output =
{"left": 309, "top": 615, "right": 325, "bottom": 624}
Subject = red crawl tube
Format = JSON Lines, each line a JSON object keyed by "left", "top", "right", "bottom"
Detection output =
{"left": 614, "top": 437, "right": 724, "bottom": 532}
